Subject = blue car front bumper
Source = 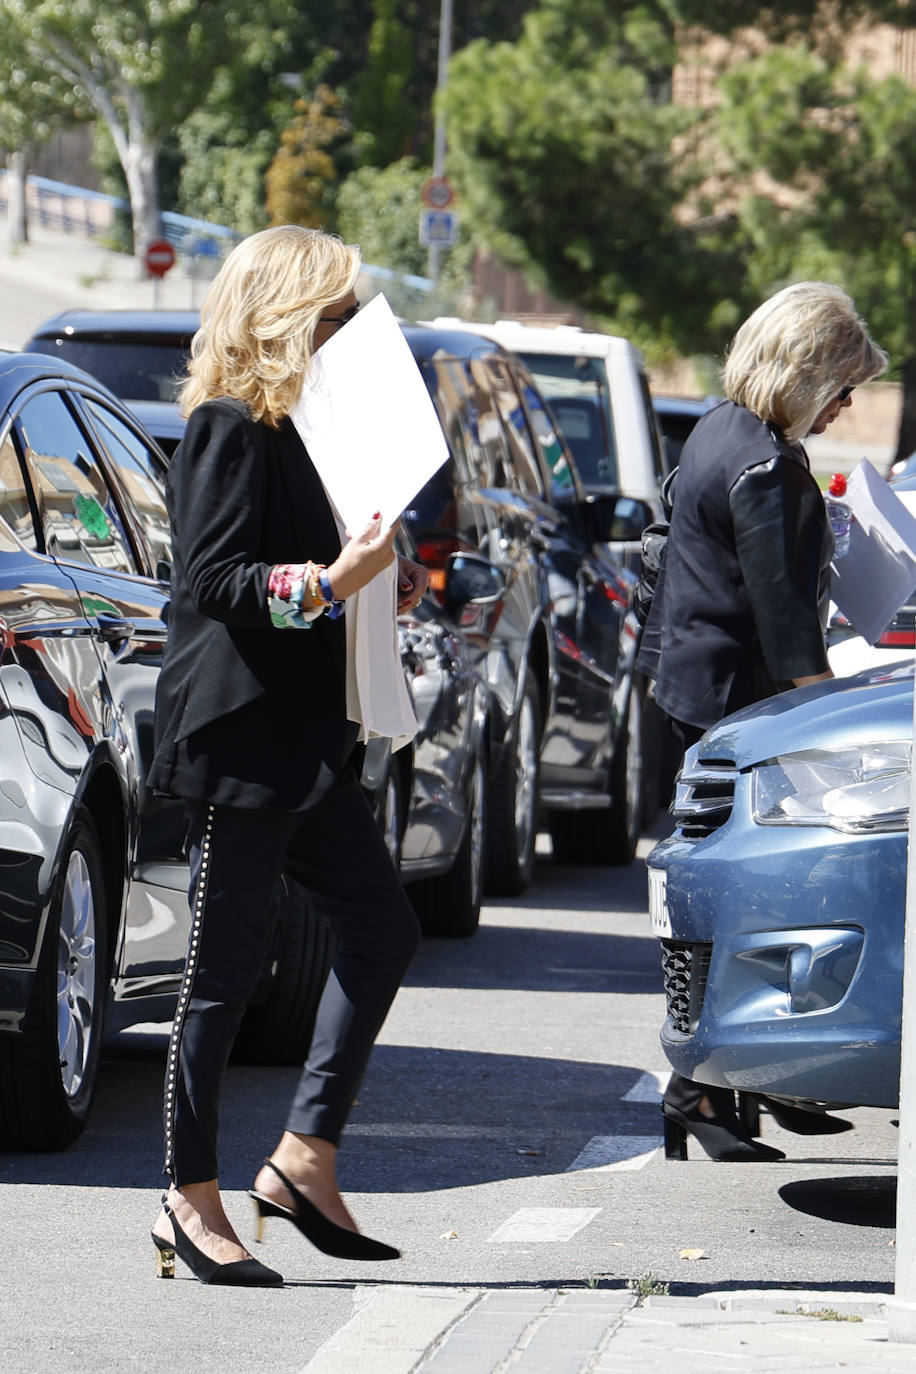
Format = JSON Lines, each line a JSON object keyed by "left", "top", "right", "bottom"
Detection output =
{"left": 648, "top": 768, "right": 905, "bottom": 1109}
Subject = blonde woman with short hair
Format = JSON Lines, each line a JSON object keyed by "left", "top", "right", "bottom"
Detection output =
{"left": 148, "top": 225, "right": 427, "bottom": 1286}
{"left": 638, "top": 280, "right": 887, "bottom": 1162}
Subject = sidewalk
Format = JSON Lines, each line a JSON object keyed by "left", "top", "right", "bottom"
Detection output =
{"left": 302, "top": 1284, "right": 916, "bottom": 1372}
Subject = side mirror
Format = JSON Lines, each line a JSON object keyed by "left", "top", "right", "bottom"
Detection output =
{"left": 155, "top": 559, "right": 172, "bottom": 585}
{"left": 588, "top": 495, "right": 654, "bottom": 543}
{"left": 443, "top": 551, "right": 506, "bottom": 610}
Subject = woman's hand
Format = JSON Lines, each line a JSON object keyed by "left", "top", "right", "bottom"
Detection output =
{"left": 396, "top": 554, "right": 429, "bottom": 613}
{"left": 325, "top": 513, "right": 398, "bottom": 601}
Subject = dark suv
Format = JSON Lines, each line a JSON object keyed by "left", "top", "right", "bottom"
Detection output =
{"left": 25, "top": 309, "right": 649, "bottom": 892}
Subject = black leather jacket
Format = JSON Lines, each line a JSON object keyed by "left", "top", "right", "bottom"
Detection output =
{"left": 636, "top": 400, "right": 832, "bottom": 730}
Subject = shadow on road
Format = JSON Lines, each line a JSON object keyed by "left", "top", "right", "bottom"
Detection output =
{"left": 779, "top": 1174, "right": 897, "bottom": 1228}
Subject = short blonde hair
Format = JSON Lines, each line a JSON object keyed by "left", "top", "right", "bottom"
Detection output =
{"left": 722, "top": 281, "right": 888, "bottom": 442}
{"left": 180, "top": 225, "right": 361, "bottom": 427}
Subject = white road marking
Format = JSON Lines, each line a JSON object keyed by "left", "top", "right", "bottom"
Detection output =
{"left": 566, "top": 1135, "right": 662, "bottom": 1172}
{"left": 486, "top": 1207, "right": 602, "bottom": 1243}
{"left": 622, "top": 1070, "right": 670, "bottom": 1102}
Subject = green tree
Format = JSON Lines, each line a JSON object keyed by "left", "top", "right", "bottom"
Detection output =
{"left": 336, "top": 156, "right": 474, "bottom": 311}
{"left": 443, "top": 0, "right": 752, "bottom": 352}
{"left": 0, "top": 28, "right": 77, "bottom": 243}
{"left": 0, "top": 0, "right": 302, "bottom": 256}
{"left": 717, "top": 44, "right": 916, "bottom": 460}
{"left": 264, "top": 86, "right": 348, "bottom": 229}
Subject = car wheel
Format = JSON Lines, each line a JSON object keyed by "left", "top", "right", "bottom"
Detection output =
{"left": 232, "top": 875, "right": 334, "bottom": 1066}
{"left": 0, "top": 808, "right": 107, "bottom": 1150}
{"left": 549, "top": 683, "right": 645, "bottom": 866}
{"left": 485, "top": 671, "right": 540, "bottom": 896}
{"left": 409, "top": 751, "right": 487, "bottom": 938}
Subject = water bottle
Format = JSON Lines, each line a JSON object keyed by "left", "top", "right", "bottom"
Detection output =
{"left": 825, "top": 472, "right": 852, "bottom": 559}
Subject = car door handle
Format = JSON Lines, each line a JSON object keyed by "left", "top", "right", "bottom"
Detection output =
{"left": 94, "top": 613, "right": 136, "bottom": 644}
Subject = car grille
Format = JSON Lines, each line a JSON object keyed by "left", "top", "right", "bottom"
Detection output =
{"left": 671, "top": 762, "right": 736, "bottom": 837}
{"left": 661, "top": 939, "right": 713, "bottom": 1036}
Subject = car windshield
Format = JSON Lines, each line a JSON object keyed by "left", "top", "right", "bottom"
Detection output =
{"left": 29, "top": 338, "right": 189, "bottom": 403}
{"left": 517, "top": 351, "right": 618, "bottom": 489}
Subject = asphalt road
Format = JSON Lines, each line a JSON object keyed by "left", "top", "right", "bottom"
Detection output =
{"left": 0, "top": 822, "right": 899, "bottom": 1373}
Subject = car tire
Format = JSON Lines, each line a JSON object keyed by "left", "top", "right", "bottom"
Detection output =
{"left": 409, "top": 752, "right": 487, "bottom": 938}
{"left": 379, "top": 759, "right": 406, "bottom": 870}
{"left": 0, "top": 808, "right": 107, "bottom": 1150}
{"left": 231, "top": 875, "right": 334, "bottom": 1067}
{"left": 485, "top": 671, "right": 540, "bottom": 896}
{"left": 549, "top": 683, "right": 645, "bottom": 866}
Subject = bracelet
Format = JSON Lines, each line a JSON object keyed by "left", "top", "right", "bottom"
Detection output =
{"left": 317, "top": 568, "right": 345, "bottom": 619}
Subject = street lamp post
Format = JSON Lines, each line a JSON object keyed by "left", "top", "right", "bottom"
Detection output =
{"left": 427, "top": 0, "right": 453, "bottom": 284}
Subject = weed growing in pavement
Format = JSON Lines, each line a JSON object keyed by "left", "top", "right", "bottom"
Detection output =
{"left": 778, "top": 1308, "right": 863, "bottom": 1323}
{"left": 626, "top": 1273, "right": 670, "bottom": 1301}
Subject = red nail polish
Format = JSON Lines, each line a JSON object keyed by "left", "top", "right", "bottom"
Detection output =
{"left": 372, "top": 511, "right": 381, "bottom": 520}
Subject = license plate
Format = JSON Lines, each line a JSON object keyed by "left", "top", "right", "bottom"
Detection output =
{"left": 647, "top": 866, "right": 672, "bottom": 939}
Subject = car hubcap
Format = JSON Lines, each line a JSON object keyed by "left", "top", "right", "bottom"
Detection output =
{"left": 514, "top": 695, "right": 538, "bottom": 860}
{"left": 56, "top": 850, "right": 97, "bottom": 1099}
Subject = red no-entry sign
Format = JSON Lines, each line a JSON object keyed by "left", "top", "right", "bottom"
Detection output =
{"left": 144, "top": 237, "right": 176, "bottom": 278}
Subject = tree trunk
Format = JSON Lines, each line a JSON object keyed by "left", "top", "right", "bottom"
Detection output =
{"left": 123, "top": 136, "right": 161, "bottom": 261}
{"left": 894, "top": 355, "right": 916, "bottom": 468}
{"left": 7, "top": 148, "right": 30, "bottom": 245}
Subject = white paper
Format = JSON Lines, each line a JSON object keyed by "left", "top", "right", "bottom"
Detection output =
{"left": 830, "top": 458, "right": 916, "bottom": 644}
{"left": 290, "top": 292, "right": 449, "bottom": 533}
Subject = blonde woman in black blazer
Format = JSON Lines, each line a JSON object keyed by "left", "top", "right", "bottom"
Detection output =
{"left": 638, "top": 281, "right": 887, "bottom": 1162}
{"left": 148, "top": 225, "right": 427, "bottom": 1286}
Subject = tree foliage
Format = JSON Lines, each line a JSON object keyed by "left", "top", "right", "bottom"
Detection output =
{"left": 716, "top": 44, "right": 916, "bottom": 457}
{"left": 0, "top": 0, "right": 303, "bottom": 253}
{"left": 264, "top": 86, "right": 349, "bottom": 230}
{"left": 443, "top": 0, "right": 752, "bottom": 352}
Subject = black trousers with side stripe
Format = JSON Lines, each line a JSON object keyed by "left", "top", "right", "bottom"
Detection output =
{"left": 162, "top": 769, "right": 421, "bottom": 1186}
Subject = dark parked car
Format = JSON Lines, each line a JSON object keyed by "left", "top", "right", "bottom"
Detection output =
{"left": 26, "top": 309, "right": 649, "bottom": 894}
{"left": 652, "top": 394, "right": 719, "bottom": 469}
{"left": 0, "top": 350, "right": 189, "bottom": 1150}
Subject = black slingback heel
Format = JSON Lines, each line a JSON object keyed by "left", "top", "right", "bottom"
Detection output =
{"left": 249, "top": 1158, "right": 400, "bottom": 1261}
{"left": 152, "top": 1194, "right": 284, "bottom": 1286}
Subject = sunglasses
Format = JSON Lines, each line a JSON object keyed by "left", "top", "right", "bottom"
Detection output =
{"left": 319, "top": 303, "right": 360, "bottom": 329}
{"left": 835, "top": 385, "right": 855, "bottom": 402}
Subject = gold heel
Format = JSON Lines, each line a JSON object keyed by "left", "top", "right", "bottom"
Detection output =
{"left": 154, "top": 1241, "right": 176, "bottom": 1278}
{"left": 252, "top": 1202, "right": 266, "bottom": 1244}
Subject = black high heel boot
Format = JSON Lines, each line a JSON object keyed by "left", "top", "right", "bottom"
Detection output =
{"left": 661, "top": 1076, "right": 785, "bottom": 1162}
{"left": 753, "top": 1095, "right": 853, "bottom": 1135}
{"left": 249, "top": 1158, "right": 400, "bottom": 1261}
{"left": 152, "top": 1195, "right": 284, "bottom": 1286}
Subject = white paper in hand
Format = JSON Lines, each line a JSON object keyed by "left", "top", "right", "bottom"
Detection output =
{"left": 830, "top": 458, "right": 916, "bottom": 644}
{"left": 290, "top": 292, "right": 449, "bottom": 533}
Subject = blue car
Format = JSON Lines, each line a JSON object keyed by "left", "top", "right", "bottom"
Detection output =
{"left": 647, "top": 664, "right": 912, "bottom": 1110}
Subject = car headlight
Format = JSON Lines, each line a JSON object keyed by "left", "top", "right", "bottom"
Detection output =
{"left": 752, "top": 742, "right": 911, "bottom": 832}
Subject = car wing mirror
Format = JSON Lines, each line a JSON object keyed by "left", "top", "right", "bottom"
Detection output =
{"left": 588, "top": 495, "right": 654, "bottom": 543}
{"left": 443, "top": 551, "right": 506, "bottom": 610}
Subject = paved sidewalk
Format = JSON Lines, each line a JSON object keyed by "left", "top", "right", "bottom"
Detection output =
{"left": 301, "top": 1284, "right": 916, "bottom": 1373}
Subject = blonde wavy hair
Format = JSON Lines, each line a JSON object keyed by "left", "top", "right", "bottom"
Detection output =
{"left": 180, "top": 224, "right": 361, "bottom": 427}
{"left": 722, "top": 281, "right": 888, "bottom": 442}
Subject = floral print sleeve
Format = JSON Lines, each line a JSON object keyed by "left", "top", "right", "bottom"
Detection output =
{"left": 267, "top": 563, "right": 325, "bottom": 629}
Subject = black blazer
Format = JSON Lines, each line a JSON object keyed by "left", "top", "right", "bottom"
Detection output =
{"left": 148, "top": 398, "right": 355, "bottom": 809}
{"left": 636, "top": 401, "right": 832, "bottom": 730}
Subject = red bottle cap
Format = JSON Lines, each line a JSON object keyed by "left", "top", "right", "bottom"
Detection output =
{"left": 828, "top": 472, "right": 847, "bottom": 496}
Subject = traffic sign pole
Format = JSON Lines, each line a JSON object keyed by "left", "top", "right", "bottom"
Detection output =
{"left": 143, "top": 236, "right": 176, "bottom": 308}
{"left": 428, "top": 0, "right": 453, "bottom": 284}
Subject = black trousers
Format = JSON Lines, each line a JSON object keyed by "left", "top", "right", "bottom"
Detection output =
{"left": 163, "top": 769, "right": 421, "bottom": 1186}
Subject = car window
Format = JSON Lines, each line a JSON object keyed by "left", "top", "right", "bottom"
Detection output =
{"left": 640, "top": 373, "right": 669, "bottom": 480}
{"left": 83, "top": 398, "right": 173, "bottom": 573}
{"left": 28, "top": 338, "right": 189, "bottom": 403}
{"left": 15, "top": 390, "right": 138, "bottom": 574}
{"left": 0, "top": 431, "right": 39, "bottom": 550}
{"left": 515, "top": 378, "right": 576, "bottom": 499}
{"left": 486, "top": 360, "right": 544, "bottom": 497}
{"left": 518, "top": 351, "right": 619, "bottom": 489}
